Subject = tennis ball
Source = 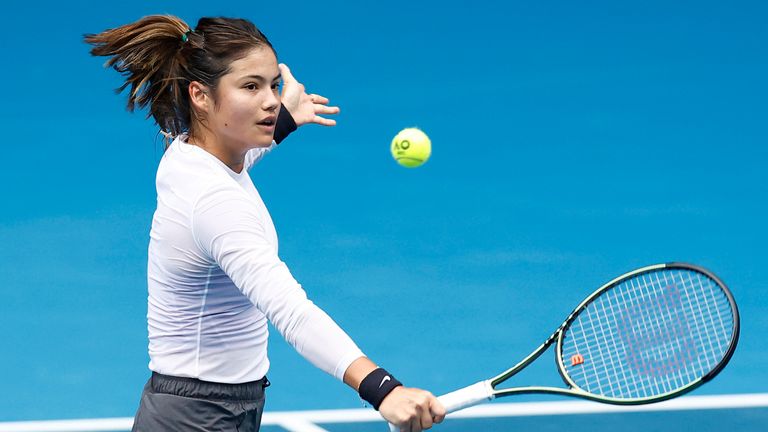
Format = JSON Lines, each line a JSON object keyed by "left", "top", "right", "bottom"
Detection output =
{"left": 391, "top": 127, "right": 431, "bottom": 168}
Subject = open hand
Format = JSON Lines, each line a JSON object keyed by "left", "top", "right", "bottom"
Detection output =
{"left": 279, "top": 63, "right": 340, "bottom": 127}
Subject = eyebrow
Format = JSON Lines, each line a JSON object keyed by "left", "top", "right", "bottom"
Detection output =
{"left": 241, "top": 74, "right": 282, "bottom": 83}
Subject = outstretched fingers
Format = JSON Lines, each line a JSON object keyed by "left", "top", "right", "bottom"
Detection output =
{"left": 308, "top": 94, "right": 329, "bottom": 105}
{"left": 277, "top": 62, "right": 341, "bottom": 127}
{"left": 312, "top": 115, "right": 337, "bottom": 126}
{"left": 308, "top": 93, "right": 339, "bottom": 126}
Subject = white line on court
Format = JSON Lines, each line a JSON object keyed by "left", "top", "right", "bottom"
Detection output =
{"left": 0, "top": 393, "right": 766, "bottom": 431}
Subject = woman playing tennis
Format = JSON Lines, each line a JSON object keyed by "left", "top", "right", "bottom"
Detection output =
{"left": 86, "top": 15, "right": 445, "bottom": 432}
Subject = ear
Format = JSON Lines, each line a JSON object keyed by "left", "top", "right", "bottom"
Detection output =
{"left": 188, "top": 81, "right": 211, "bottom": 114}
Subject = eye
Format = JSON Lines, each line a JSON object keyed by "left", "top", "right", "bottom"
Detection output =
{"left": 244, "top": 83, "right": 258, "bottom": 91}
{"left": 271, "top": 81, "right": 281, "bottom": 91}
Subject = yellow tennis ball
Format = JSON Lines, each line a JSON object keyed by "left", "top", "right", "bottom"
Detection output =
{"left": 391, "top": 127, "right": 431, "bottom": 168}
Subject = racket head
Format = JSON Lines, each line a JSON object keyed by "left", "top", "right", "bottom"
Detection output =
{"left": 555, "top": 263, "right": 739, "bottom": 404}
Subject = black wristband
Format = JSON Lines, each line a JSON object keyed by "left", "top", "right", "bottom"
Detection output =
{"left": 274, "top": 104, "right": 298, "bottom": 144}
{"left": 358, "top": 368, "right": 403, "bottom": 411}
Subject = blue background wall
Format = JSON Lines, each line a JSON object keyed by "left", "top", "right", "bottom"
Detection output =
{"left": 0, "top": 0, "right": 765, "bottom": 421}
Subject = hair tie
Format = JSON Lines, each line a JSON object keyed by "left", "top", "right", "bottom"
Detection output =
{"left": 181, "top": 30, "right": 192, "bottom": 43}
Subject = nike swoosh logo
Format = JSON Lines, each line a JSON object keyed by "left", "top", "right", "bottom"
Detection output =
{"left": 379, "top": 376, "right": 391, "bottom": 388}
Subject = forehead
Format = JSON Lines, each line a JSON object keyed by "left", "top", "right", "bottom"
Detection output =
{"left": 226, "top": 47, "right": 279, "bottom": 79}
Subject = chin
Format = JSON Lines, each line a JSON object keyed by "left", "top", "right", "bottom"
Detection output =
{"left": 248, "top": 135, "right": 275, "bottom": 148}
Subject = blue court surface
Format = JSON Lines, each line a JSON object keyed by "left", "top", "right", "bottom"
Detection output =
{"left": 1, "top": 0, "right": 766, "bottom": 430}
{"left": 1, "top": 396, "right": 767, "bottom": 431}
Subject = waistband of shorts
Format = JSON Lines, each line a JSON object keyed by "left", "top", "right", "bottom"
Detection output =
{"left": 150, "top": 372, "right": 270, "bottom": 401}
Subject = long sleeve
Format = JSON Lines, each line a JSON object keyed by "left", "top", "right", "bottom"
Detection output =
{"left": 190, "top": 183, "right": 364, "bottom": 380}
{"left": 244, "top": 143, "right": 276, "bottom": 171}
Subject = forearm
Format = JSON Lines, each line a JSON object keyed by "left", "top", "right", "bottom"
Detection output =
{"left": 343, "top": 356, "right": 379, "bottom": 391}
{"left": 280, "top": 301, "right": 365, "bottom": 380}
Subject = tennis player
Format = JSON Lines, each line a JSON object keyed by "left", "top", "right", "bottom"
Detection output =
{"left": 86, "top": 15, "right": 445, "bottom": 432}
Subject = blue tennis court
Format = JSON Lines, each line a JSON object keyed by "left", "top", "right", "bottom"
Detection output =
{"left": 2, "top": 396, "right": 767, "bottom": 431}
{"left": 1, "top": 0, "right": 766, "bottom": 430}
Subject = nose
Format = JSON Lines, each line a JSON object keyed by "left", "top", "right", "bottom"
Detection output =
{"left": 262, "top": 88, "right": 280, "bottom": 112}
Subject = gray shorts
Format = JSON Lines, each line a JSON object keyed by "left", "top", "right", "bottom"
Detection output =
{"left": 131, "top": 372, "right": 269, "bottom": 432}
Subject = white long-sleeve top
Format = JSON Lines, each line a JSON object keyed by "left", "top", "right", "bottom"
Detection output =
{"left": 146, "top": 136, "right": 363, "bottom": 383}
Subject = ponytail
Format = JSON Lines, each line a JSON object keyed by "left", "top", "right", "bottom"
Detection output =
{"left": 85, "top": 15, "right": 275, "bottom": 141}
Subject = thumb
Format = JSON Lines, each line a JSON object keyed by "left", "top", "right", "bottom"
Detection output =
{"left": 279, "top": 63, "right": 296, "bottom": 84}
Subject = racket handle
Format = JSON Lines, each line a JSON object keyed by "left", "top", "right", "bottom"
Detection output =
{"left": 437, "top": 380, "right": 495, "bottom": 413}
{"left": 387, "top": 380, "right": 494, "bottom": 431}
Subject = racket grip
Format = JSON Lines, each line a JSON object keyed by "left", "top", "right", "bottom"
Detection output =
{"left": 437, "top": 380, "right": 495, "bottom": 413}
{"left": 387, "top": 380, "right": 494, "bottom": 431}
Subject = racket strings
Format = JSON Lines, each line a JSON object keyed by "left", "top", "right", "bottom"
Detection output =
{"left": 560, "top": 269, "right": 735, "bottom": 400}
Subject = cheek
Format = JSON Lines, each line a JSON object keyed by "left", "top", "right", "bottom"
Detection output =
{"left": 218, "top": 95, "right": 256, "bottom": 127}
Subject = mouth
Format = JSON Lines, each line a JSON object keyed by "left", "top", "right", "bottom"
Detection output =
{"left": 256, "top": 116, "right": 276, "bottom": 129}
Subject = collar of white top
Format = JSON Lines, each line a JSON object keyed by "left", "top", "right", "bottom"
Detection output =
{"left": 174, "top": 134, "right": 248, "bottom": 179}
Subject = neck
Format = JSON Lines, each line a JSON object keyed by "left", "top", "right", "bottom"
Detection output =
{"left": 188, "top": 129, "right": 245, "bottom": 174}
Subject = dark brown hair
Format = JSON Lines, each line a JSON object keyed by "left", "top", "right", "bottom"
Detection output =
{"left": 85, "top": 15, "right": 275, "bottom": 140}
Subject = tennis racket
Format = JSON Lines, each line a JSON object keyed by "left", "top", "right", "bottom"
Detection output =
{"left": 389, "top": 262, "right": 739, "bottom": 431}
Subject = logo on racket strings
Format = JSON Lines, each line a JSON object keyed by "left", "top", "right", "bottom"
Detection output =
{"left": 619, "top": 283, "right": 698, "bottom": 378}
{"left": 571, "top": 354, "right": 585, "bottom": 366}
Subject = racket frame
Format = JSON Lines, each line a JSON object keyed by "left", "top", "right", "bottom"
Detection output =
{"left": 486, "top": 262, "right": 740, "bottom": 405}
{"left": 389, "top": 263, "right": 740, "bottom": 429}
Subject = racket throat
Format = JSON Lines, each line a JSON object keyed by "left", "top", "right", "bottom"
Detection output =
{"left": 491, "top": 337, "right": 555, "bottom": 387}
